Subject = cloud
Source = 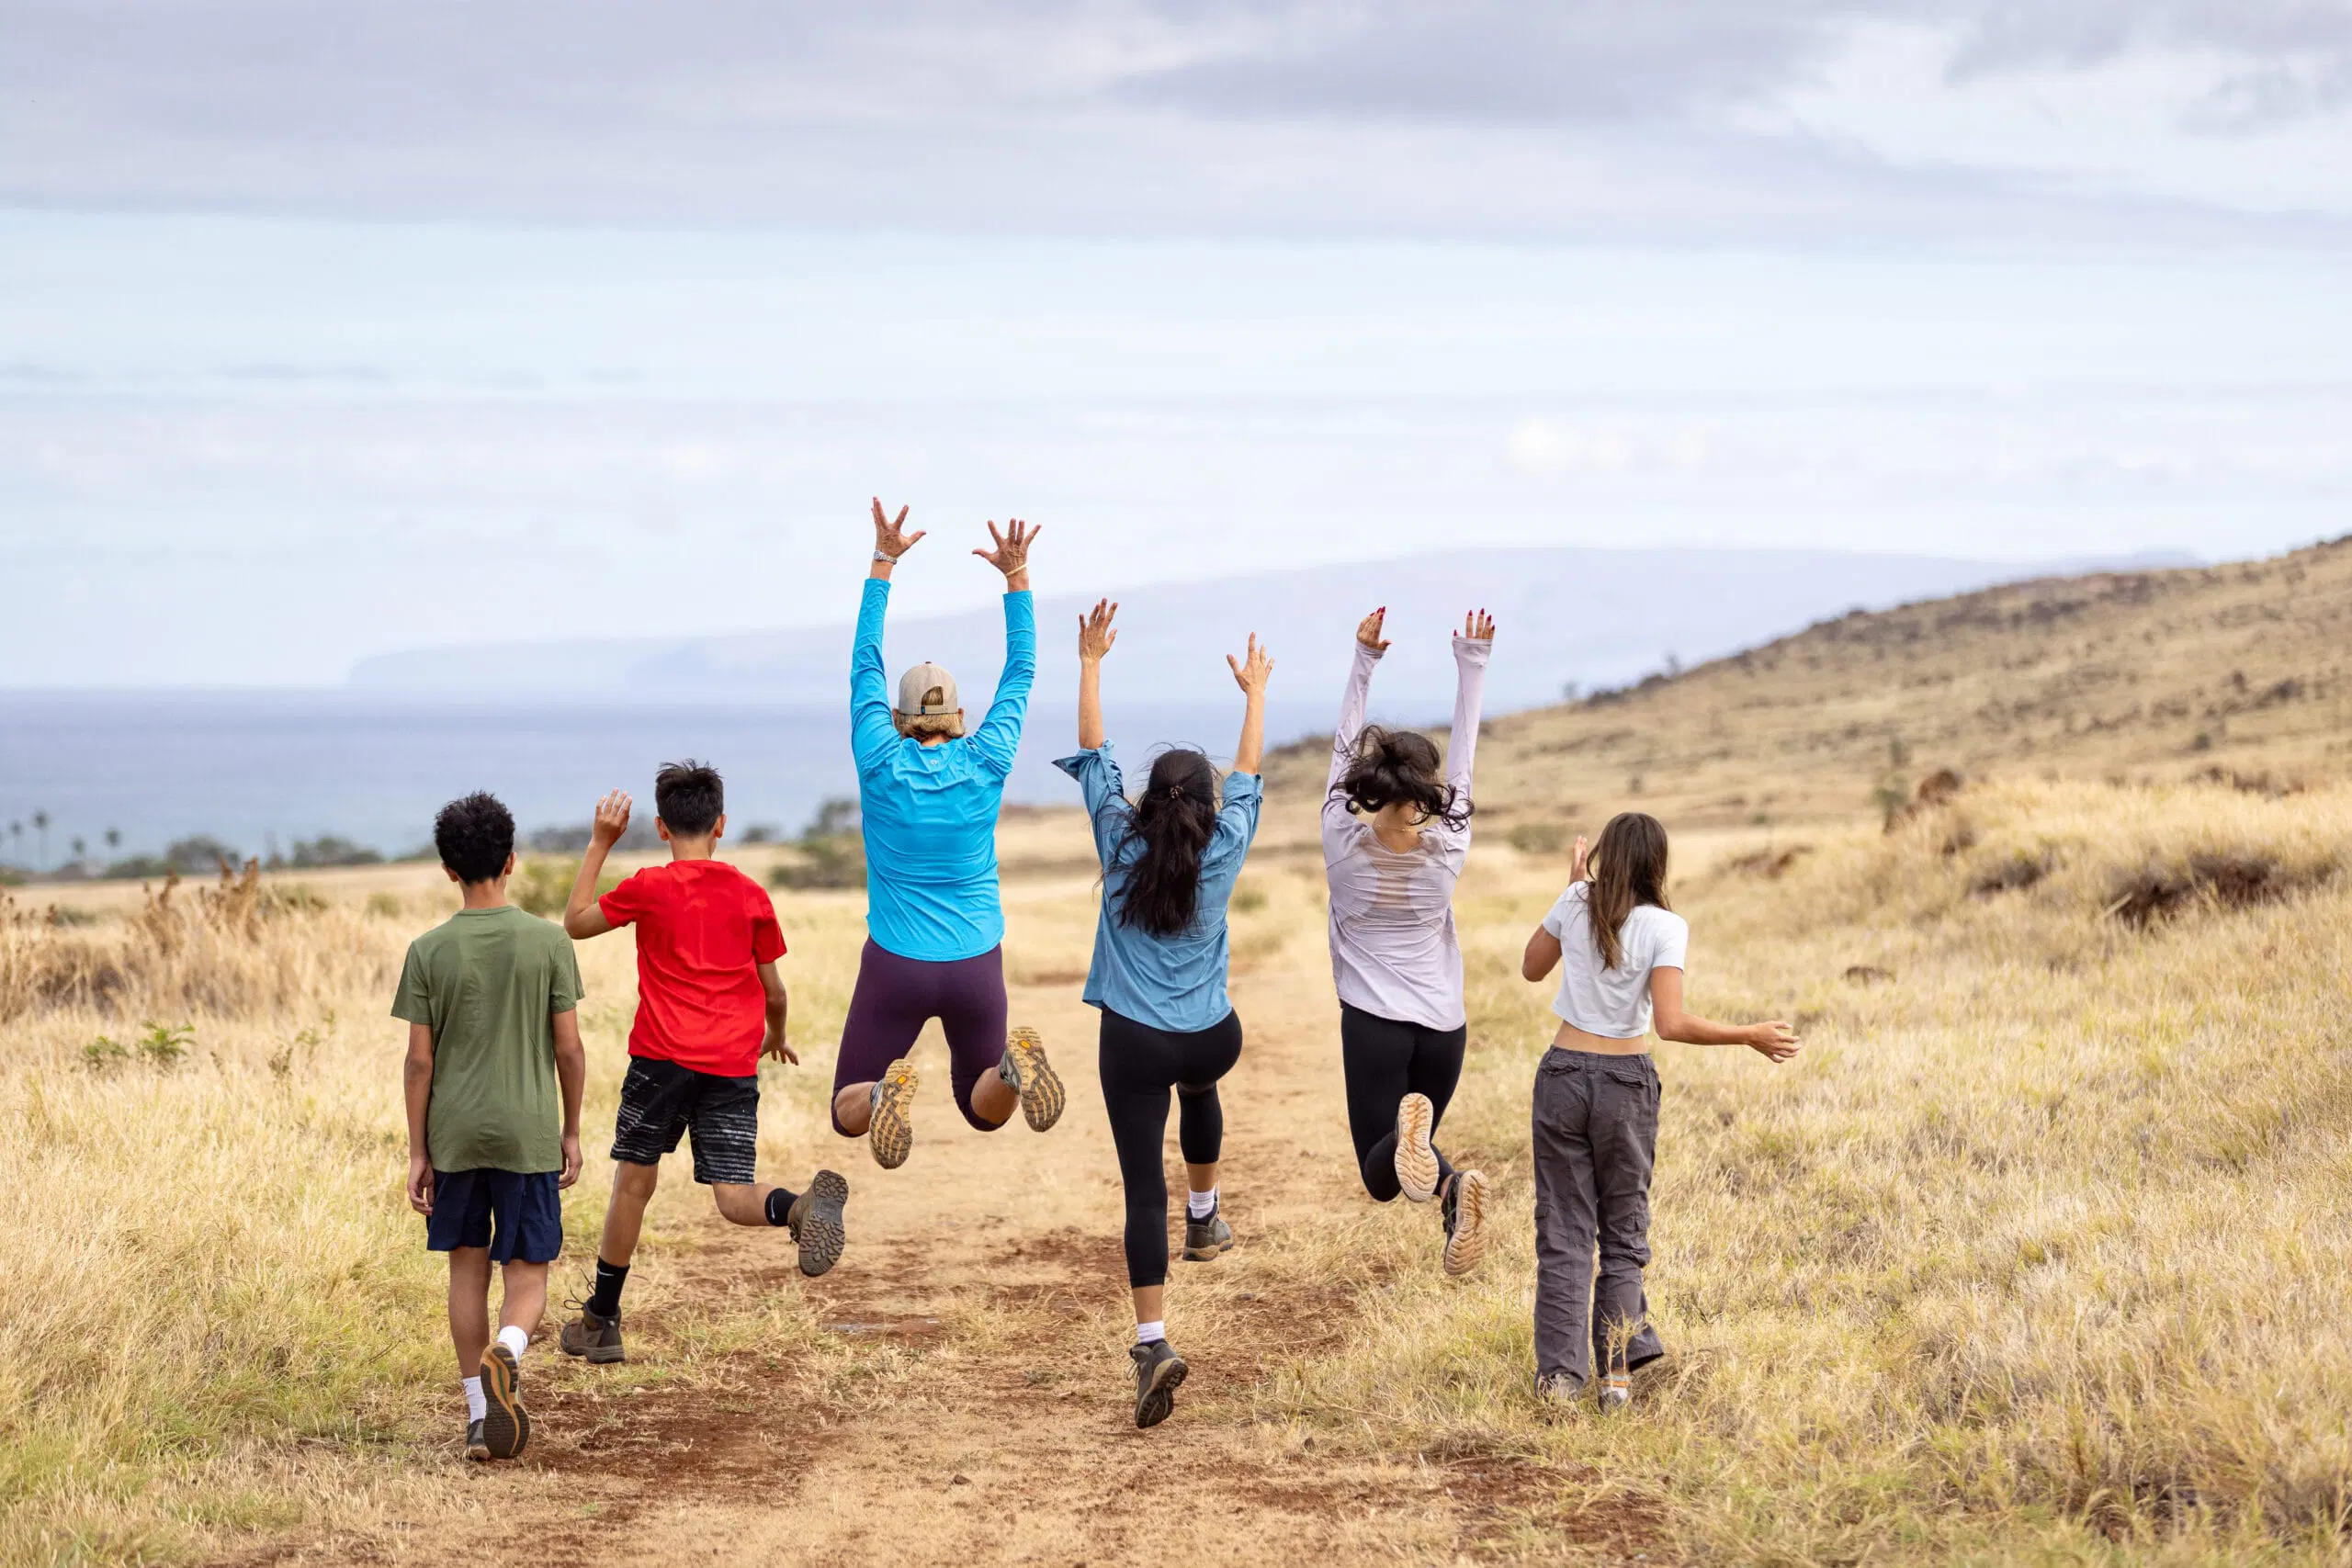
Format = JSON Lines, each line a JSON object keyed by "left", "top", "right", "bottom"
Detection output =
{"left": 3, "top": 2, "right": 2348, "bottom": 244}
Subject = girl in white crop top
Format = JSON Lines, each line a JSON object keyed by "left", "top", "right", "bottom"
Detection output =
{"left": 1518, "top": 812, "right": 1798, "bottom": 1412}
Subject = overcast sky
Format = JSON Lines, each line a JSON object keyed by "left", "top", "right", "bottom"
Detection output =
{"left": 4, "top": 1, "right": 2349, "bottom": 685}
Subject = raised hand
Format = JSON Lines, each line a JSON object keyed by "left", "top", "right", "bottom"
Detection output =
{"left": 1227, "top": 633, "right": 1274, "bottom": 695}
{"left": 1747, "top": 1021, "right": 1802, "bottom": 1065}
{"left": 589, "top": 790, "right": 633, "bottom": 848}
{"left": 1355, "top": 607, "right": 1391, "bottom": 653}
{"left": 1078, "top": 599, "right": 1119, "bottom": 662}
{"left": 872, "top": 497, "right": 926, "bottom": 560}
{"left": 1570, "top": 833, "right": 1589, "bottom": 883}
{"left": 974, "top": 517, "right": 1041, "bottom": 578}
{"left": 1462, "top": 608, "right": 1496, "bottom": 642}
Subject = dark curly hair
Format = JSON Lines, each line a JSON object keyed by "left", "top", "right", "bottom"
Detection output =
{"left": 1114, "top": 749, "right": 1222, "bottom": 938}
{"left": 1331, "top": 726, "right": 1471, "bottom": 831}
{"left": 434, "top": 792, "right": 515, "bottom": 885}
{"left": 654, "top": 759, "right": 724, "bottom": 837}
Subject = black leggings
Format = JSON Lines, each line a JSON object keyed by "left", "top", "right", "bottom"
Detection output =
{"left": 1099, "top": 1008, "right": 1244, "bottom": 1289}
{"left": 1340, "top": 1003, "right": 1467, "bottom": 1201}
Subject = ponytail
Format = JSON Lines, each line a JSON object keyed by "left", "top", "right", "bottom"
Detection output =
{"left": 1115, "top": 749, "right": 1221, "bottom": 937}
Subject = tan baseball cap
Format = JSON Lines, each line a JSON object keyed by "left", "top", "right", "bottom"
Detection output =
{"left": 896, "top": 661, "right": 959, "bottom": 716}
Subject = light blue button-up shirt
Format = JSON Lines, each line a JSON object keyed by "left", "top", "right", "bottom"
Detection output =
{"left": 1053, "top": 743, "right": 1261, "bottom": 1033}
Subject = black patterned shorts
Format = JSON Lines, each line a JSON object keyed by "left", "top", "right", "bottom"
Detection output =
{"left": 610, "top": 1056, "right": 760, "bottom": 1185}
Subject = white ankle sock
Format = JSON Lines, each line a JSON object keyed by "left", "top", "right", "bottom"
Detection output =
{"left": 1187, "top": 1187, "right": 1217, "bottom": 1220}
{"left": 462, "top": 1375, "right": 486, "bottom": 1423}
{"left": 495, "top": 1325, "right": 528, "bottom": 1361}
{"left": 1136, "top": 1320, "right": 1166, "bottom": 1346}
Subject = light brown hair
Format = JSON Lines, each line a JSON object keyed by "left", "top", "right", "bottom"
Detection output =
{"left": 1589, "top": 812, "right": 1670, "bottom": 971}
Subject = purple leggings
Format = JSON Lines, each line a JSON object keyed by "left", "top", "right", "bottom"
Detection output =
{"left": 831, "top": 940, "right": 1011, "bottom": 1134}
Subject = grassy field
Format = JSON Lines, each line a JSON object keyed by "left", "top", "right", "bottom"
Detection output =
{"left": 7, "top": 543, "right": 2352, "bottom": 1564}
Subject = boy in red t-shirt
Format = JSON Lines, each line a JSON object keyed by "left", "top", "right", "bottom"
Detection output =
{"left": 554, "top": 760, "right": 848, "bottom": 1365}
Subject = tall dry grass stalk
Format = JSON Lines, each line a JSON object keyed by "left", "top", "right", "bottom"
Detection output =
{"left": 1255, "top": 777, "right": 2352, "bottom": 1561}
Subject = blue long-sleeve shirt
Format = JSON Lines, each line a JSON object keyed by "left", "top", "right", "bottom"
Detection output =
{"left": 1053, "top": 743, "right": 1262, "bottom": 1033}
{"left": 851, "top": 577, "right": 1035, "bottom": 961}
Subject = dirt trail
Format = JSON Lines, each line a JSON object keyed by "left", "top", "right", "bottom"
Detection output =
{"left": 220, "top": 902, "right": 1588, "bottom": 1567}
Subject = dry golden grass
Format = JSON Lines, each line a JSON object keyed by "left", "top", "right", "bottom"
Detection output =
{"left": 9, "top": 546, "right": 2352, "bottom": 1563}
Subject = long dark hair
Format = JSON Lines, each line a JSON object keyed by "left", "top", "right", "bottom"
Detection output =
{"left": 1589, "top": 812, "right": 1670, "bottom": 971}
{"left": 1331, "top": 726, "right": 1472, "bottom": 831}
{"left": 1114, "top": 749, "right": 1221, "bottom": 937}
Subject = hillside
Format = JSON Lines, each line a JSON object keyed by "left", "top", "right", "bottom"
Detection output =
{"left": 1266, "top": 535, "right": 2352, "bottom": 839}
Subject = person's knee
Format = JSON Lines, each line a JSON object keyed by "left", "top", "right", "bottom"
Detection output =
{"left": 613, "top": 1160, "right": 659, "bottom": 1201}
{"left": 956, "top": 1077, "right": 1011, "bottom": 1131}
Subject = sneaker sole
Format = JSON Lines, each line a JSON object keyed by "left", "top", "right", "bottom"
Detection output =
{"left": 870, "top": 1059, "right": 919, "bottom": 1169}
{"left": 1135, "top": 1352, "right": 1189, "bottom": 1429}
{"left": 1395, "top": 1092, "right": 1440, "bottom": 1202}
{"left": 1442, "top": 1168, "right": 1489, "bottom": 1277}
{"left": 480, "top": 1344, "right": 530, "bottom": 1459}
{"left": 795, "top": 1168, "right": 850, "bottom": 1278}
{"left": 1005, "top": 1028, "right": 1065, "bottom": 1133}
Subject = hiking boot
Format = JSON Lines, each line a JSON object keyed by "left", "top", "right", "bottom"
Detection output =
{"left": 465, "top": 1417, "right": 491, "bottom": 1461}
{"left": 1130, "top": 1337, "right": 1189, "bottom": 1430}
{"left": 869, "top": 1057, "right": 920, "bottom": 1169}
{"left": 1394, "top": 1092, "right": 1441, "bottom": 1202}
{"left": 1182, "top": 1203, "right": 1234, "bottom": 1262}
{"left": 1441, "top": 1168, "right": 1490, "bottom": 1277}
{"left": 1000, "top": 1027, "right": 1066, "bottom": 1132}
{"left": 1597, "top": 1371, "right": 1632, "bottom": 1413}
{"left": 479, "top": 1342, "right": 530, "bottom": 1460}
{"left": 787, "top": 1168, "right": 850, "bottom": 1278}
{"left": 559, "top": 1303, "right": 626, "bottom": 1364}
{"left": 1534, "top": 1373, "right": 1582, "bottom": 1409}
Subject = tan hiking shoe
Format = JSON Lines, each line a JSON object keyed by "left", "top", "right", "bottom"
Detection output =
{"left": 1000, "top": 1027, "right": 1066, "bottom": 1132}
{"left": 559, "top": 1303, "right": 625, "bottom": 1364}
{"left": 1394, "top": 1092, "right": 1441, "bottom": 1202}
{"left": 1441, "top": 1168, "right": 1490, "bottom": 1276}
{"left": 870, "top": 1057, "right": 920, "bottom": 1169}
{"left": 1130, "top": 1338, "right": 1189, "bottom": 1429}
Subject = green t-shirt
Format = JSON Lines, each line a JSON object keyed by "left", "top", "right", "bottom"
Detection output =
{"left": 391, "top": 905, "right": 583, "bottom": 1174}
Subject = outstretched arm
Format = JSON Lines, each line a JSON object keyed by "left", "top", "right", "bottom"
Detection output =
{"left": 970, "top": 519, "right": 1040, "bottom": 775}
{"left": 1077, "top": 598, "right": 1115, "bottom": 751}
{"left": 1651, "top": 968, "right": 1801, "bottom": 1061}
{"left": 1227, "top": 634, "right": 1272, "bottom": 774}
{"left": 561, "top": 791, "right": 628, "bottom": 939}
{"left": 854, "top": 498, "right": 922, "bottom": 766}
{"left": 1329, "top": 607, "right": 1388, "bottom": 793}
{"left": 1445, "top": 610, "right": 1495, "bottom": 803}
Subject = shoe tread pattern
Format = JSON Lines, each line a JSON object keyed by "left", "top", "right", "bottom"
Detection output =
{"left": 1442, "top": 1168, "right": 1489, "bottom": 1277}
{"left": 794, "top": 1168, "right": 850, "bottom": 1277}
{"left": 1005, "top": 1028, "right": 1066, "bottom": 1133}
{"left": 871, "top": 1059, "right": 919, "bottom": 1169}
{"left": 1395, "top": 1092, "right": 1441, "bottom": 1203}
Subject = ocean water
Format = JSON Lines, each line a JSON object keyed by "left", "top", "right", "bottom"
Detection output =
{"left": 0, "top": 691, "right": 1322, "bottom": 867}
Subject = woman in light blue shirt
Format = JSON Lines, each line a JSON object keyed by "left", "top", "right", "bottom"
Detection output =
{"left": 1054, "top": 598, "right": 1269, "bottom": 1431}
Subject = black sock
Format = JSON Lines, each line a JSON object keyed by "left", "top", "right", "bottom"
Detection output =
{"left": 764, "top": 1187, "right": 800, "bottom": 1226}
{"left": 586, "top": 1258, "right": 628, "bottom": 1320}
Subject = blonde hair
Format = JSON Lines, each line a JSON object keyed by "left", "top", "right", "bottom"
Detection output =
{"left": 895, "top": 711, "right": 965, "bottom": 740}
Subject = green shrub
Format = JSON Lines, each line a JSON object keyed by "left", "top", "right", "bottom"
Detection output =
{"left": 513, "top": 859, "right": 619, "bottom": 919}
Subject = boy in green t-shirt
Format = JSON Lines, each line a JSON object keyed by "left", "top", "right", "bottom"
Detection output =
{"left": 394, "top": 792, "right": 586, "bottom": 1461}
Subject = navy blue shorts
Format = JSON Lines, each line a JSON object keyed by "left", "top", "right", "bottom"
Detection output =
{"left": 424, "top": 1168, "right": 564, "bottom": 1264}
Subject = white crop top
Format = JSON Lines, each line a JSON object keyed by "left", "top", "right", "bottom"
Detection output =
{"left": 1540, "top": 883, "right": 1690, "bottom": 1039}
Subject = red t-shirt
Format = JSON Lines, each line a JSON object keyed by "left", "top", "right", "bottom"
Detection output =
{"left": 598, "top": 860, "right": 786, "bottom": 1077}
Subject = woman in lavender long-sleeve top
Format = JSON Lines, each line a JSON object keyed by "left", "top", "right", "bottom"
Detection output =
{"left": 1323, "top": 606, "right": 1495, "bottom": 1275}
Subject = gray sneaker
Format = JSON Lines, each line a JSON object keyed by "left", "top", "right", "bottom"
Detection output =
{"left": 1181, "top": 1204, "right": 1234, "bottom": 1262}
{"left": 786, "top": 1169, "right": 850, "bottom": 1278}
{"left": 1130, "top": 1337, "right": 1189, "bottom": 1429}
{"left": 465, "top": 1417, "right": 491, "bottom": 1461}
{"left": 1598, "top": 1371, "right": 1632, "bottom": 1413}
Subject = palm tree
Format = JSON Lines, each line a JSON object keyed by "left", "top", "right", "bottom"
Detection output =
{"left": 106, "top": 828, "right": 121, "bottom": 854}
{"left": 32, "top": 810, "right": 49, "bottom": 869}
{"left": 72, "top": 836, "right": 87, "bottom": 866}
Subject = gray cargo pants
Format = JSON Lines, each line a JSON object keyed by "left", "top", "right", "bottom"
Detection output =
{"left": 1532, "top": 1046, "right": 1667, "bottom": 1388}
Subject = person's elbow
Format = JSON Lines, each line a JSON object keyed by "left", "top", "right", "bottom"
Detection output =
{"left": 1651, "top": 1011, "right": 1694, "bottom": 1044}
{"left": 561, "top": 908, "right": 597, "bottom": 940}
{"left": 1520, "top": 951, "right": 1555, "bottom": 984}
